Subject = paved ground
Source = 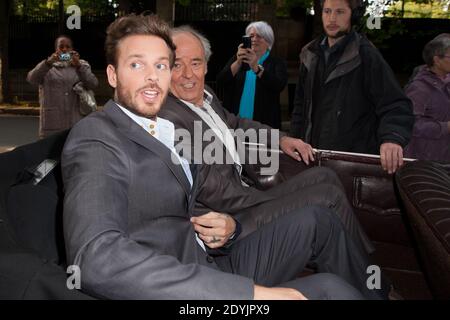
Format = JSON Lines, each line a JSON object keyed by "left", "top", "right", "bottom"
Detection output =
{"left": 0, "top": 115, "right": 39, "bottom": 153}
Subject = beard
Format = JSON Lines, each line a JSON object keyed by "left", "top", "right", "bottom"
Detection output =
{"left": 327, "top": 29, "right": 350, "bottom": 39}
{"left": 115, "top": 80, "right": 166, "bottom": 120}
{"left": 325, "top": 24, "right": 352, "bottom": 39}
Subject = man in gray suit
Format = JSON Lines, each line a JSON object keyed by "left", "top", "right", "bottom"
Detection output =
{"left": 158, "top": 26, "right": 374, "bottom": 254}
{"left": 62, "top": 14, "right": 383, "bottom": 299}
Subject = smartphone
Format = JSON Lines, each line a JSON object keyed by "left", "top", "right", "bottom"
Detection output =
{"left": 241, "top": 36, "right": 251, "bottom": 71}
{"left": 242, "top": 35, "right": 252, "bottom": 49}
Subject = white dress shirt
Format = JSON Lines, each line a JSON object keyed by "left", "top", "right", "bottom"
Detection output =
{"left": 180, "top": 90, "right": 244, "bottom": 178}
{"left": 115, "top": 103, "right": 206, "bottom": 251}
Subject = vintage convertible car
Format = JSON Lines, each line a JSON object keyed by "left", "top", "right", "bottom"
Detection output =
{"left": 0, "top": 131, "right": 449, "bottom": 299}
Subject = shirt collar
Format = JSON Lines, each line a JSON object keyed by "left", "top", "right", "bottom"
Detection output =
{"left": 320, "top": 31, "right": 353, "bottom": 54}
{"left": 203, "top": 89, "right": 213, "bottom": 105}
{"left": 180, "top": 89, "right": 214, "bottom": 110}
{"left": 115, "top": 101, "right": 175, "bottom": 149}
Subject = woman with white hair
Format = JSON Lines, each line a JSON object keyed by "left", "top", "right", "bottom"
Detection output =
{"left": 404, "top": 34, "right": 450, "bottom": 161}
{"left": 217, "top": 21, "right": 287, "bottom": 129}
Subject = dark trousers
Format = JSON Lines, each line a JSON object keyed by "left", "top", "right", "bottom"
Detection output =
{"left": 216, "top": 206, "right": 387, "bottom": 300}
{"left": 244, "top": 166, "right": 374, "bottom": 254}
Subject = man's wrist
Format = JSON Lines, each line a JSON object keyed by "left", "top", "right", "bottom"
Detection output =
{"left": 224, "top": 219, "right": 241, "bottom": 247}
{"left": 279, "top": 135, "right": 290, "bottom": 144}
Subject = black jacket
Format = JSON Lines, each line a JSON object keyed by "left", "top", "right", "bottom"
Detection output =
{"left": 159, "top": 92, "right": 287, "bottom": 238}
{"left": 290, "top": 32, "right": 414, "bottom": 154}
{"left": 217, "top": 53, "right": 288, "bottom": 129}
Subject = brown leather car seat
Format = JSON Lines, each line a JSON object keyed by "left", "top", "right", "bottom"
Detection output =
{"left": 396, "top": 161, "right": 450, "bottom": 300}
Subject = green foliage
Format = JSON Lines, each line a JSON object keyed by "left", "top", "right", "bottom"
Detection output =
{"left": 13, "top": 0, "right": 117, "bottom": 16}
{"left": 387, "top": 0, "right": 450, "bottom": 18}
{"left": 13, "top": 0, "right": 58, "bottom": 15}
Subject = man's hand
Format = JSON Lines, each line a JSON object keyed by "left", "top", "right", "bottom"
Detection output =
{"left": 380, "top": 142, "right": 404, "bottom": 174}
{"left": 191, "top": 212, "right": 236, "bottom": 249}
{"left": 254, "top": 285, "right": 308, "bottom": 300}
{"left": 280, "top": 136, "right": 315, "bottom": 165}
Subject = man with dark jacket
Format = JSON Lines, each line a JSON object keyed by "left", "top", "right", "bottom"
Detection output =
{"left": 159, "top": 25, "right": 375, "bottom": 255}
{"left": 290, "top": 0, "right": 414, "bottom": 174}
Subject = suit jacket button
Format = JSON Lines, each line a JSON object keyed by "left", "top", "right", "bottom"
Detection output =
{"left": 206, "top": 255, "right": 214, "bottom": 263}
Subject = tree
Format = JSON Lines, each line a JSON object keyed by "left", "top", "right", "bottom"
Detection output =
{"left": 0, "top": 0, "right": 12, "bottom": 103}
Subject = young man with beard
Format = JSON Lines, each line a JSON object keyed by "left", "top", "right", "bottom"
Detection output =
{"left": 290, "top": 0, "right": 414, "bottom": 174}
{"left": 61, "top": 14, "right": 382, "bottom": 300}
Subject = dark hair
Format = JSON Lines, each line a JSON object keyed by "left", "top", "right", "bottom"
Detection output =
{"left": 422, "top": 34, "right": 450, "bottom": 67}
{"left": 320, "top": 0, "right": 361, "bottom": 10}
{"left": 320, "top": 0, "right": 366, "bottom": 26}
{"left": 105, "top": 13, "right": 176, "bottom": 68}
{"left": 54, "top": 35, "right": 72, "bottom": 49}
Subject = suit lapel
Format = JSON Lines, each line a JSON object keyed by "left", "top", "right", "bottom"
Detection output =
{"left": 103, "top": 100, "right": 192, "bottom": 197}
{"left": 208, "top": 96, "right": 246, "bottom": 158}
{"left": 169, "top": 94, "right": 239, "bottom": 165}
{"left": 171, "top": 94, "right": 201, "bottom": 121}
{"left": 187, "top": 164, "right": 200, "bottom": 217}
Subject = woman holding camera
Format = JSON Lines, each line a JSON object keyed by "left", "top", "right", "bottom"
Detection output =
{"left": 27, "top": 35, "right": 98, "bottom": 138}
{"left": 217, "top": 21, "right": 287, "bottom": 129}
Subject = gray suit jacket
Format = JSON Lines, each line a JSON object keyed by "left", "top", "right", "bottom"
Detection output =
{"left": 62, "top": 100, "right": 254, "bottom": 299}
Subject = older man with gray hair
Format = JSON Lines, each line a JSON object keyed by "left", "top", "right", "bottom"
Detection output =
{"left": 159, "top": 25, "right": 377, "bottom": 262}
{"left": 155, "top": 24, "right": 397, "bottom": 300}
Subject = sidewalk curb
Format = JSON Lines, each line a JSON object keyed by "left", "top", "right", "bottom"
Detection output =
{"left": 0, "top": 107, "right": 39, "bottom": 116}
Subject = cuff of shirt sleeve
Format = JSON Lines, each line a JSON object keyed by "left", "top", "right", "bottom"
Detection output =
{"left": 224, "top": 219, "right": 242, "bottom": 248}
{"left": 206, "top": 220, "right": 242, "bottom": 257}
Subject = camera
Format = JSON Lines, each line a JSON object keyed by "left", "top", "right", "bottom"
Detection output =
{"left": 59, "top": 53, "right": 72, "bottom": 61}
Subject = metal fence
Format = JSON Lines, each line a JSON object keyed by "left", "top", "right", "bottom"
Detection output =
{"left": 175, "top": 0, "right": 258, "bottom": 22}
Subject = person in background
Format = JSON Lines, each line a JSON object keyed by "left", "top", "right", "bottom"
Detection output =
{"left": 403, "top": 33, "right": 450, "bottom": 90}
{"left": 217, "top": 21, "right": 287, "bottom": 129}
{"left": 27, "top": 35, "right": 98, "bottom": 138}
{"left": 404, "top": 34, "right": 450, "bottom": 162}
{"left": 290, "top": 0, "right": 414, "bottom": 174}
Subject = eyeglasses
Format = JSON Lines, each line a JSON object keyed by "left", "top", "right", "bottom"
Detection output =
{"left": 249, "top": 33, "right": 263, "bottom": 40}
